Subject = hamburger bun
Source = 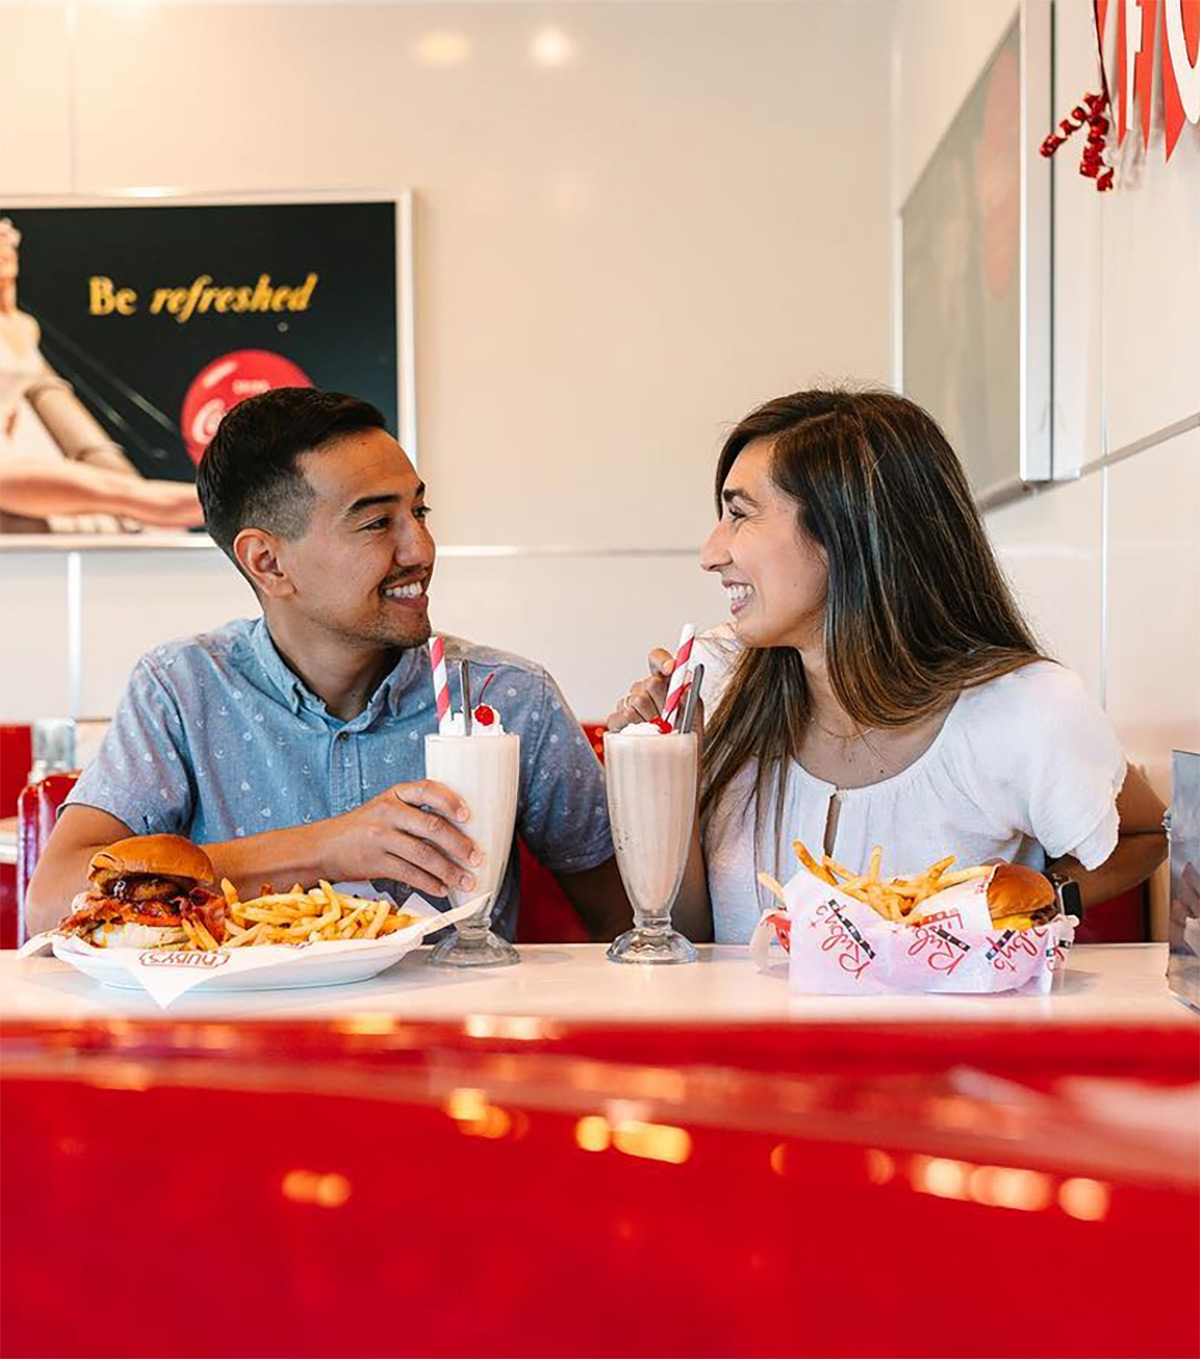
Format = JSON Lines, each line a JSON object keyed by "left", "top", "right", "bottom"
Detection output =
{"left": 986, "top": 863, "right": 1056, "bottom": 924}
{"left": 88, "top": 834, "right": 215, "bottom": 892}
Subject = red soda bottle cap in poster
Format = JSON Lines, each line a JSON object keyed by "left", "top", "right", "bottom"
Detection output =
{"left": 181, "top": 350, "right": 312, "bottom": 464}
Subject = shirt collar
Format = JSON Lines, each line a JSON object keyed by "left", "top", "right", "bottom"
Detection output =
{"left": 381, "top": 645, "right": 428, "bottom": 718}
{"left": 248, "top": 617, "right": 428, "bottom": 723}
{"left": 249, "top": 618, "right": 308, "bottom": 714}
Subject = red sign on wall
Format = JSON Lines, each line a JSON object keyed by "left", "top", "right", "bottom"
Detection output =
{"left": 1163, "top": 0, "right": 1200, "bottom": 157}
{"left": 1107, "top": 0, "right": 1200, "bottom": 160}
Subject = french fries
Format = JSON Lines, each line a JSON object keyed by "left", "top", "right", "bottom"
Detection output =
{"left": 790, "top": 840, "right": 990, "bottom": 924}
{"left": 792, "top": 840, "right": 837, "bottom": 887}
{"left": 177, "top": 879, "right": 420, "bottom": 951}
{"left": 756, "top": 872, "right": 789, "bottom": 907}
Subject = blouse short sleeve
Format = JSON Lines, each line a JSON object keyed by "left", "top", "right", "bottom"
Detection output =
{"left": 980, "top": 663, "right": 1127, "bottom": 869}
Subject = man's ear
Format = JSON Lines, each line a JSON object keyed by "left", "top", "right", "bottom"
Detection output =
{"left": 234, "top": 528, "right": 295, "bottom": 598}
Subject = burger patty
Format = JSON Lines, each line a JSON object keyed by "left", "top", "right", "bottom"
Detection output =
{"left": 1026, "top": 901, "right": 1060, "bottom": 926}
{"left": 97, "top": 874, "right": 202, "bottom": 902}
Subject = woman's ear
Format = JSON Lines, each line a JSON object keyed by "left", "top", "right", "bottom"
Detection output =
{"left": 234, "top": 528, "right": 294, "bottom": 598}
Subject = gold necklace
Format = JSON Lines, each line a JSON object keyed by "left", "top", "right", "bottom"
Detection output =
{"left": 809, "top": 714, "right": 875, "bottom": 744}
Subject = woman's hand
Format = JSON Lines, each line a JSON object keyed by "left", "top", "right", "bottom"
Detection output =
{"left": 604, "top": 647, "right": 676, "bottom": 731}
{"left": 604, "top": 646, "right": 707, "bottom": 755}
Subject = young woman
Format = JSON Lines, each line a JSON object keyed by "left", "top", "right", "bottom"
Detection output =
{"left": 607, "top": 390, "right": 1166, "bottom": 943}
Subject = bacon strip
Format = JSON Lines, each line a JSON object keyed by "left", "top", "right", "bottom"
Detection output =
{"left": 181, "top": 888, "right": 228, "bottom": 944}
{"left": 61, "top": 880, "right": 225, "bottom": 940}
{"left": 59, "top": 896, "right": 185, "bottom": 931}
{"left": 60, "top": 896, "right": 125, "bottom": 931}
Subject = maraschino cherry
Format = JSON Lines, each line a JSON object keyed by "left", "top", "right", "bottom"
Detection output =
{"left": 472, "top": 672, "right": 498, "bottom": 726}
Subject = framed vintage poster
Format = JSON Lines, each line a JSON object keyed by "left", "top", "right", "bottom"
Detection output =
{"left": 0, "top": 192, "right": 414, "bottom": 547}
{"left": 899, "top": 3, "right": 1052, "bottom": 508}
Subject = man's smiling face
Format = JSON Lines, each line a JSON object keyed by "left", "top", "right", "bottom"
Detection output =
{"left": 271, "top": 427, "right": 436, "bottom": 650}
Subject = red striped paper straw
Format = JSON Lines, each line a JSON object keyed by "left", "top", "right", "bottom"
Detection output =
{"left": 428, "top": 635, "right": 452, "bottom": 732}
{"left": 662, "top": 623, "right": 696, "bottom": 728}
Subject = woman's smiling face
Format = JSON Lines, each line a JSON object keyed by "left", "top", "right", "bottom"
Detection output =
{"left": 699, "top": 437, "right": 828, "bottom": 651}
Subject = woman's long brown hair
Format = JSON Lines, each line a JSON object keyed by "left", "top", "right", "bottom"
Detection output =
{"left": 699, "top": 390, "right": 1046, "bottom": 852}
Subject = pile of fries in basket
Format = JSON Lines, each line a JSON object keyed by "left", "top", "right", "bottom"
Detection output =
{"left": 180, "top": 880, "right": 420, "bottom": 951}
{"left": 758, "top": 840, "right": 991, "bottom": 925}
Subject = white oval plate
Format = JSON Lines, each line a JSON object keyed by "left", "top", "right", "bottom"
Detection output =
{"left": 49, "top": 934, "right": 416, "bottom": 992}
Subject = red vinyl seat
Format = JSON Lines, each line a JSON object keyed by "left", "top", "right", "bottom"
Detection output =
{"left": 1073, "top": 884, "right": 1148, "bottom": 943}
{"left": 515, "top": 722, "right": 607, "bottom": 944}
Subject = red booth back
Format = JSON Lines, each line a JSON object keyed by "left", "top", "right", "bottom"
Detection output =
{"left": 515, "top": 723, "right": 607, "bottom": 944}
{"left": 0, "top": 724, "right": 34, "bottom": 817}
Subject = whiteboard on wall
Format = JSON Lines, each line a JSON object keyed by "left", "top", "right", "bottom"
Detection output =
{"left": 899, "top": 4, "right": 1052, "bottom": 507}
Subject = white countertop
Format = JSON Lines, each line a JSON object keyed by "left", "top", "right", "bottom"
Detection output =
{"left": 1, "top": 943, "right": 1195, "bottom": 1027}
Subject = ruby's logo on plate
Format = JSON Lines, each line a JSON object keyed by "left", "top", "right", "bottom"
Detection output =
{"left": 181, "top": 350, "right": 312, "bottom": 464}
{"left": 138, "top": 949, "right": 229, "bottom": 968}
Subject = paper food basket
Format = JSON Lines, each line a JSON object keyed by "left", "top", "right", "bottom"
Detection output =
{"left": 750, "top": 865, "right": 1075, "bottom": 995}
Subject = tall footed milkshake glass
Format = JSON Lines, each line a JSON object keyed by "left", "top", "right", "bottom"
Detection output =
{"left": 424, "top": 722, "right": 521, "bottom": 968}
{"left": 603, "top": 725, "right": 698, "bottom": 964}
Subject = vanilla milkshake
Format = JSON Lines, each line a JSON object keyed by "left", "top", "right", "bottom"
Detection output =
{"left": 603, "top": 725, "right": 698, "bottom": 964}
{"left": 424, "top": 709, "right": 520, "bottom": 967}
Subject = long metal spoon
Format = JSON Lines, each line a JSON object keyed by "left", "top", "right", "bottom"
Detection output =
{"left": 679, "top": 662, "right": 704, "bottom": 735}
{"left": 460, "top": 658, "right": 473, "bottom": 735}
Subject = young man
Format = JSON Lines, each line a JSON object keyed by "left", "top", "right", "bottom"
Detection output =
{"left": 26, "top": 389, "right": 629, "bottom": 940}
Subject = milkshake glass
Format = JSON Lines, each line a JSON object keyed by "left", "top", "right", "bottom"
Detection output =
{"left": 603, "top": 726, "right": 698, "bottom": 964}
{"left": 424, "top": 721, "right": 521, "bottom": 967}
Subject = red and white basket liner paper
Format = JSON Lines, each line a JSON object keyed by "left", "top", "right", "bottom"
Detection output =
{"left": 750, "top": 865, "right": 1075, "bottom": 995}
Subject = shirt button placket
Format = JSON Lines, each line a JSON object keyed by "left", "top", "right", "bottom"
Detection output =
{"left": 345, "top": 733, "right": 357, "bottom": 814}
{"left": 333, "top": 730, "right": 350, "bottom": 815}
{"left": 350, "top": 734, "right": 364, "bottom": 806}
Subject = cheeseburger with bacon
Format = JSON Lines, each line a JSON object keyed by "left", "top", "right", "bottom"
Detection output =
{"left": 58, "top": 834, "right": 226, "bottom": 948}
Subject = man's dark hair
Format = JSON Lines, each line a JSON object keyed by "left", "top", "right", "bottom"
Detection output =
{"left": 196, "top": 387, "right": 387, "bottom": 566}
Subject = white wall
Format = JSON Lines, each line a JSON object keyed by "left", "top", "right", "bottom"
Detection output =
{"left": 0, "top": 0, "right": 893, "bottom": 722}
{"left": 896, "top": 0, "right": 1200, "bottom": 935}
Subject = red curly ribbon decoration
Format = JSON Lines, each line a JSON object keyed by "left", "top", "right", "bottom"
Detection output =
{"left": 1039, "top": 89, "right": 1115, "bottom": 192}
